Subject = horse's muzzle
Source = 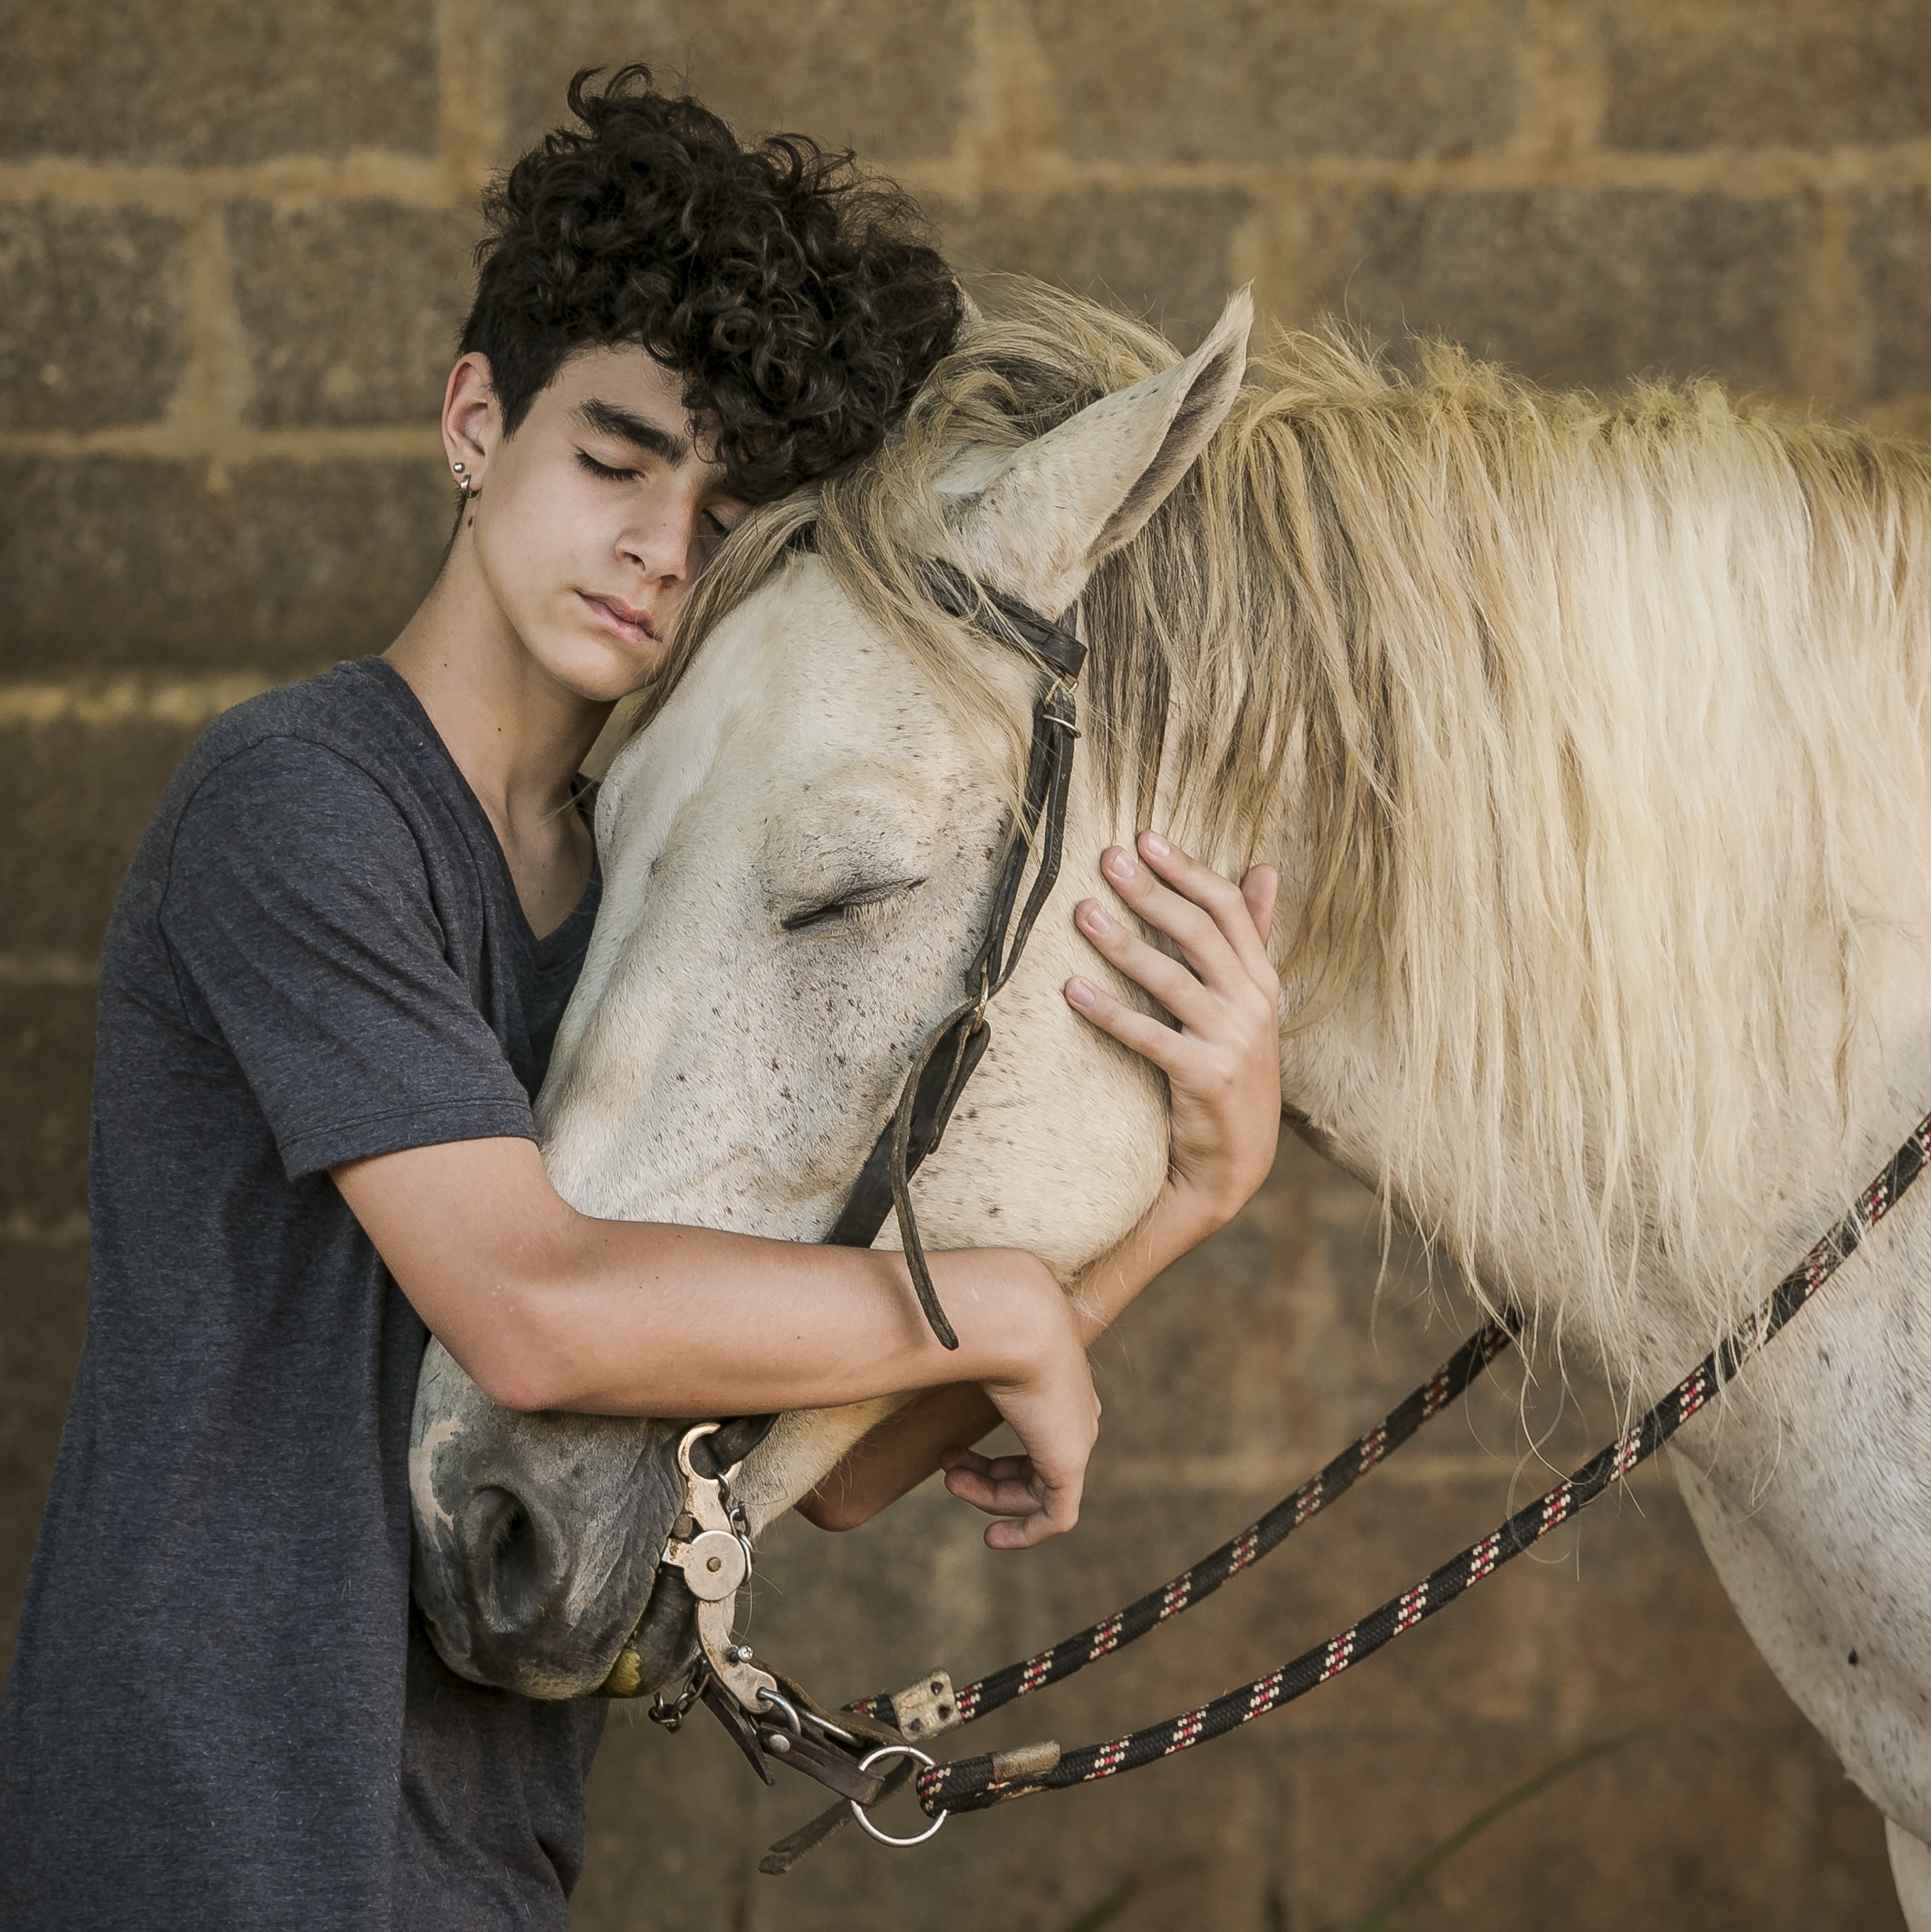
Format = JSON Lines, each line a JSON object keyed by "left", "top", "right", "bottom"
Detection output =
{"left": 409, "top": 1341, "right": 689, "bottom": 1699}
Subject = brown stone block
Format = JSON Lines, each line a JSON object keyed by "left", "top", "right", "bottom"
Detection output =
{"left": 0, "top": 985, "right": 97, "bottom": 1223}
{"left": 1281, "top": 1722, "right": 1897, "bottom": 1931}
{"left": 1330, "top": 188, "right": 1800, "bottom": 394}
{"left": 0, "top": 455, "right": 449, "bottom": 677}
{"left": 0, "top": 1230, "right": 87, "bottom": 1671}
{"left": 0, "top": 718, "right": 200, "bottom": 959}
{"left": 244, "top": 457, "right": 452, "bottom": 661}
{"left": 0, "top": 205, "right": 187, "bottom": 433}
{"left": 1601, "top": 0, "right": 1931, "bottom": 154}
{"left": 0, "top": 0, "right": 439, "bottom": 164}
{"left": 494, "top": 0, "right": 974, "bottom": 165}
{"left": 1027, "top": 0, "right": 1527, "bottom": 164}
{"left": 1854, "top": 188, "right": 1931, "bottom": 402}
{"left": 0, "top": 459, "right": 254, "bottom": 677}
{"left": 939, "top": 189, "right": 1250, "bottom": 352}
{"left": 228, "top": 203, "right": 477, "bottom": 428}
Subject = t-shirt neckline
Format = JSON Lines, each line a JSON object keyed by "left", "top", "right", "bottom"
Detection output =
{"left": 354, "top": 655, "right": 601, "bottom": 952}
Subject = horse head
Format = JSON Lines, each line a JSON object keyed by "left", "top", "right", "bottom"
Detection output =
{"left": 409, "top": 289, "right": 1255, "bottom": 1697}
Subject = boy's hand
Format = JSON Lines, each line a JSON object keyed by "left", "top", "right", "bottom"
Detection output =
{"left": 954, "top": 1253, "right": 1100, "bottom": 1549}
{"left": 939, "top": 1442, "right": 1064, "bottom": 1533}
{"left": 1065, "top": 831, "right": 1281, "bottom": 1234}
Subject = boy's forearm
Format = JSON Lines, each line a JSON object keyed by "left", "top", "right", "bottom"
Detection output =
{"left": 333, "top": 1136, "right": 1051, "bottom": 1418}
{"left": 797, "top": 1382, "right": 1001, "bottom": 1530}
{"left": 500, "top": 1219, "right": 1037, "bottom": 1415}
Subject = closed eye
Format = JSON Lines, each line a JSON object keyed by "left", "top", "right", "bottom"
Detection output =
{"left": 780, "top": 878, "right": 925, "bottom": 934}
{"left": 577, "top": 450, "right": 641, "bottom": 482}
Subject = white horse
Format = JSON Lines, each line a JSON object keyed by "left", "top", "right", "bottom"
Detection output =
{"left": 411, "top": 280, "right": 1931, "bottom": 1920}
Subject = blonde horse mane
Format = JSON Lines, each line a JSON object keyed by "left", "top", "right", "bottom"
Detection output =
{"left": 649, "top": 278, "right": 1931, "bottom": 1392}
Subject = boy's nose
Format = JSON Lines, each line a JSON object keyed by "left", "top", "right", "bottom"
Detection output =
{"left": 617, "top": 504, "right": 698, "bottom": 586}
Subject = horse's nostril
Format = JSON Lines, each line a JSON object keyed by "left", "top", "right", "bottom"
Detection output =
{"left": 462, "top": 1485, "right": 559, "bottom": 1637}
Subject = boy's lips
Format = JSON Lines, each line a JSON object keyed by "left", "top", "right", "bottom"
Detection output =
{"left": 579, "top": 591, "right": 657, "bottom": 646}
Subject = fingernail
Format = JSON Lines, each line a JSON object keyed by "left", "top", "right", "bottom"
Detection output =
{"left": 1078, "top": 900, "right": 1112, "bottom": 933}
{"left": 1067, "top": 977, "right": 1096, "bottom": 1009}
{"left": 1103, "top": 847, "right": 1136, "bottom": 882}
{"left": 1141, "top": 831, "right": 1172, "bottom": 859}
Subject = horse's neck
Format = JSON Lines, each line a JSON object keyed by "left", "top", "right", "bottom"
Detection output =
{"left": 1167, "top": 678, "right": 1931, "bottom": 1394}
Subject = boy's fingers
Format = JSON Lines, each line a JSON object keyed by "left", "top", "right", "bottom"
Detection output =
{"left": 942, "top": 1464, "right": 1042, "bottom": 1517}
{"left": 1064, "top": 977, "right": 1188, "bottom": 1073}
{"left": 1104, "top": 838, "right": 1280, "bottom": 999}
{"left": 1098, "top": 845, "right": 1239, "bottom": 995}
{"left": 1138, "top": 835, "right": 1281, "bottom": 991}
{"left": 1073, "top": 901, "right": 1217, "bottom": 1031}
{"left": 984, "top": 1485, "right": 1077, "bottom": 1549}
{"left": 1240, "top": 864, "right": 1280, "bottom": 949}
{"left": 945, "top": 1453, "right": 1083, "bottom": 1547}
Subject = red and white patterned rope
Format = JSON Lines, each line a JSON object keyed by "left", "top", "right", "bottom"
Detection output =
{"left": 913, "top": 1111, "right": 1931, "bottom": 1817}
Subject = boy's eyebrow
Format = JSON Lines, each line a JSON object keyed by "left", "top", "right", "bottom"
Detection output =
{"left": 572, "top": 397, "right": 690, "bottom": 465}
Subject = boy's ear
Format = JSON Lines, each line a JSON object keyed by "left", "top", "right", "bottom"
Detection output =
{"left": 944, "top": 288, "right": 1253, "bottom": 616}
{"left": 442, "top": 351, "right": 499, "bottom": 478}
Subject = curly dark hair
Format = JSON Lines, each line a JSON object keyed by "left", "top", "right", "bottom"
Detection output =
{"left": 460, "top": 65, "right": 965, "bottom": 502}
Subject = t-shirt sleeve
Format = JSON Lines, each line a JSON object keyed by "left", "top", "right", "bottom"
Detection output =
{"left": 157, "top": 735, "right": 537, "bottom": 1180}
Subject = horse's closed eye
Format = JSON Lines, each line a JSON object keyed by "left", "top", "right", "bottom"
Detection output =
{"left": 780, "top": 878, "right": 925, "bottom": 934}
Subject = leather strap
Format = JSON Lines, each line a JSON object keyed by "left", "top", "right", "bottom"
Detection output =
{"left": 666, "top": 561, "right": 1084, "bottom": 1500}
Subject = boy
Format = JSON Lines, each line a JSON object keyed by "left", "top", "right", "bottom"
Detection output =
{"left": 0, "top": 68, "right": 1282, "bottom": 1930}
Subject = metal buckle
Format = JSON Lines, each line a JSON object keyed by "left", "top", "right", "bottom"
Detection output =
{"left": 661, "top": 1424, "right": 776, "bottom": 1713}
{"left": 848, "top": 1745, "right": 949, "bottom": 1847}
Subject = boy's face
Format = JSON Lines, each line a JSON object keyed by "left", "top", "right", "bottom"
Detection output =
{"left": 453, "top": 345, "right": 749, "bottom": 702}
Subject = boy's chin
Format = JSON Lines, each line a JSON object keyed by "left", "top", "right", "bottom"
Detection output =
{"left": 532, "top": 632, "right": 663, "bottom": 705}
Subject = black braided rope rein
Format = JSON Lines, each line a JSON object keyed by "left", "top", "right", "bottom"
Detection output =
{"left": 849, "top": 1317, "right": 1517, "bottom": 1732}
{"left": 904, "top": 1111, "right": 1931, "bottom": 1818}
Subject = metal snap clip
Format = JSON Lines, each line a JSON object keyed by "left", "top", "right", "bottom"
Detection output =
{"left": 848, "top": 1745, "right": 948, "bottom": 1847}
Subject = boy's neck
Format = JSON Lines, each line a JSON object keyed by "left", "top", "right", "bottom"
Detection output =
{"left": 385, "top": 551, "right": 613, "bottom": 843}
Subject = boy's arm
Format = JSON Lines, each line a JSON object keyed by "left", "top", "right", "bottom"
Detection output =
{"left": 800, "top": 833, "right": 1283, "bottom": 1535}
{"left": 332, "top": 1137, "right": 1096, "bottom": 1549}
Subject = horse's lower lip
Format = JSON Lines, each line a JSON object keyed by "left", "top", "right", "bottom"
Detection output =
{"left": 622, "top": 1565, "right": 705, "bottom": 1697}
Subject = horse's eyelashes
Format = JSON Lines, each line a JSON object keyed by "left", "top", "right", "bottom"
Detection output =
{"left": 778, "top": 878, "right": 925, "bottom": 934}
{"left": 779, "top": 902, "right": 849, "bottom": 933}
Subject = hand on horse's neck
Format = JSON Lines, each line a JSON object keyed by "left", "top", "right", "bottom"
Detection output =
{"left": 385, "top": 584, "right": 610, "bottom": 941}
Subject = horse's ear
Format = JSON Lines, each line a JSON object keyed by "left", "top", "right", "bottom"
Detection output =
{"left": 947, "top": 287, "right": 1253, "bottom": 615}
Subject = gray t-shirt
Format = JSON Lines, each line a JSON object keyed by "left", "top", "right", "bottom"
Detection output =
{"left": 0, "top": 658, "right": 608, "bottom": 1930}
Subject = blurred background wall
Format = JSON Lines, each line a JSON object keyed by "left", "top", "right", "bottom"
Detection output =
{"left": 4, "top": 3, "right": 1930, "bottom": 1926}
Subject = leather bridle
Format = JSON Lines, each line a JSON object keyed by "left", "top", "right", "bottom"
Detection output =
{"left": 603, "top": 556, "right": 1088, "bottom": 1744}
{"left": 823, "top": 560, "right": 1087, "bottom": 1346}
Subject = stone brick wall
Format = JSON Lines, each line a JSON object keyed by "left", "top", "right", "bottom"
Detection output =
{"left": 4, "top": 4, "right": 1927, "bottom": 1926}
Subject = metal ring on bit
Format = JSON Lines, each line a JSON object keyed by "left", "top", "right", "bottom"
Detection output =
{"left": 849, "top": 1745, "right": 948, "bottom": 1847}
